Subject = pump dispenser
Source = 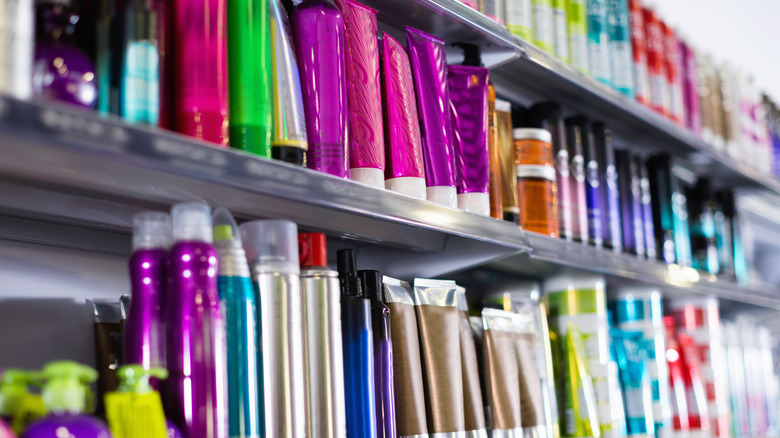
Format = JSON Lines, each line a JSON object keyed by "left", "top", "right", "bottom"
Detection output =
{"left": 0, "top": 371, "right": 30, "bottom": 423}
{"left": 298, "top": 233, "right": 346, "bottom": 438}
{"left": 213, "top": 208, "right": 261, "bottom": 438}
{"left": 337, "top": 250, "right": 377, "bottom": 438}
{"left": 104, "top": 366, "right": 181, "bottom": 438}
{"left": 22, "top": 361, "right": 109, "bottom": 438}
{"left": 166, "top": 202, "right": 227, "bottom": 438}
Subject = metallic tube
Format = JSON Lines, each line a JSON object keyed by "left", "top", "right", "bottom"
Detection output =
{"left": 292, "top": 0, "right": 349, "bottom": 178}
{"left": 406, "top": 27, "right": 457, "bottom": 206}
{"left": 241, "top": 220, "right": 306, "bottom": 438}
{"left": 481, "top": 309, "right": 523, "bottom": 437}
{"left": 457, "top": 288, "right": 488, "bottom": 438}
{"left": 301, "top": 267, "right": 347, "bottom": 438}
{"left": 228, "top": 0, "right": 272, "bottom": 156}
{"left": 448, "top": 65, "right": 491, "bottom": 216}
{"left": 214, "top": 208, "right": 261, "bottom": 438}
{"left": 270, "top": 0, "right": 308, "bottom": 165}
{"left": 381, "top": 32, "right": 427, "bottom": 199}
{"left": 338, "top": 0, "right": 385, "bottom": 187}
{"left": 0, "top": 0, "right": 33, "bottom": 99}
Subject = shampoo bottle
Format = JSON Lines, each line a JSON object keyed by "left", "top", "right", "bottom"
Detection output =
{"left": 21, "top": 362, "right": 109, "bottom": 438}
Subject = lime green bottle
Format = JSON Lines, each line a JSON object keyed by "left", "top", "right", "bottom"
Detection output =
{"left": 228, "top": 0, "right": 273, "bottom": 157}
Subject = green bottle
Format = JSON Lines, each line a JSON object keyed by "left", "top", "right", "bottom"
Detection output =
{"left": 228, "top": 0, "right": 273, "bottom": 157}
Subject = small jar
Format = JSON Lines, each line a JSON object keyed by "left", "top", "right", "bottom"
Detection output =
{"left": 514, "top": 128, "right": 558, "bottom": 237}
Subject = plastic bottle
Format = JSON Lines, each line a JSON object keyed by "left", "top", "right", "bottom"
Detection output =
{"left": 514, "top": 128, "right": 559, "bottom": 237}
{"left": 21, "top": 362, "right": 110, "bottom": 438}
{"left": 32, "top": 0, "right": 97, "bottom": 108}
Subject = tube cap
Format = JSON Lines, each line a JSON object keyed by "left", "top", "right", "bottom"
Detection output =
{"left": 358, "top": 270, "right": 382, "bottom": 301}
{"left": 298, "top": 233, "right": 328, "bottom": 268}
{"left": 40, "top": 361, "right": 97, "bottom": 413}
{"left": 0, "top": 369, "right": 36, "bottom": 417}
{"left": 116, "top": 365, "right": 168, "bottom": 395}
{"left": 350, "top": 168, "right": 385, "bottom": 189}
{"left": 171, "top": 202, "right": 212, "bottom": 244}
{"left": 386, "top": 177, "right": 426, "bottom": 199}
{"left": 426, "top": 185, "right": 457, "bottom": 208}
{"left": 212, "top": 207, "right": 242, "bottom": 250}
{"left": 452, "top": 42, "right": 483, "bottom": 67}
{"left": 337, "top": 249, "right": 361, "bottom": 297}
{"left": 240, "top": 220, "right": 300, "bottom": 275}
{"left": 513, "top": 128, "right": 552, "bottom": 144}
{"left": 132, "top": 211, "right": 172, "bottom": 251}
{"left": 458, "top": 192, "right": 490, "bottom": 216}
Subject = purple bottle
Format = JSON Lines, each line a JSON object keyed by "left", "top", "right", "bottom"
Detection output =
{"left": 165, "top": 202, "right": 227, "bottom": 438}
{"left": 21, "top": 362, "right": 109, "bottom": 438}
{"left": 292, "top": 0, "right": 349, "bottom": 178}
{"left": 125, "top": 211, "right": 171, "bottom": 371}
{"left": 360, "top": 270, "right": 397, "bottom": 438}
{"left": 32, "top": 0, "right": 97, "bottom": 108}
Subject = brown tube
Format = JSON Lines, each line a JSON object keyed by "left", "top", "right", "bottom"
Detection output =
{"left": 514, "top": 332, "right": 545, "bottom": 428}
{"left": 496, "top": 99, "right": 518, "bottom": 223}
{"left": 482, "top": 308, "right": 522, "bottom": 434}
{"left": 414, "top": 279, "right": 465, "bottom": 434}
{"left": 383, "top": 276, "right": 429, "bottom": 436}
{"left": 457, "top": 287, "right": 487, "bottom": 434}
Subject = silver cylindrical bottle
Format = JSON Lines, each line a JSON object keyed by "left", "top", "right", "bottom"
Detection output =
{"left": 0, "top": 0, "right": 33, "bottom": 99}
{"left": 299, "top": 232, "right": 347, "bottom": 438}
{"left": 241, "top": 220, "right": 307, "bottom": 438}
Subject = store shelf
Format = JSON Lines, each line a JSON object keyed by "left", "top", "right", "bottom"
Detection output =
{"left": 0, "top": 96, "right": 529, "bottom": 279}
{"left": 486, "top": 232, "right": 780, "bottom": 310}
{"left": 361, "top": 0, "right": 780, "bottom": 194}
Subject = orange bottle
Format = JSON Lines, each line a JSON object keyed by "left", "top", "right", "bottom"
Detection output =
{"left": 514, "top": 128, "right": 559, "bottom": 237}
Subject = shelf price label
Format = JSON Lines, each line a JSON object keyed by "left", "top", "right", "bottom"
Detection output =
{"left": 38, "top": 108, "right": 129, "bottom": 151}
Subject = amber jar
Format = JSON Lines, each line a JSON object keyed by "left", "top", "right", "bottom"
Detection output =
{"left": 514, "top": 128, "right": 559, "bottom": 237}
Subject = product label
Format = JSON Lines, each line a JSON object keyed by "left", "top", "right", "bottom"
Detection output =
{"left": 624, "top": 386, "right": 646, "bottom": 418}
{"left": 567, "top": 0, "right": 589, "bottom": 73}
{"left": 556, "top": 149, "right": 571, "bottom": 177}
{"left": 507, "top": 0, "right": 534, "bottom": 40}
{"left": 586, "top": 160, "right": 602, "bottom": 245}
{"left": 649, "top": 73, "right": 668, "bottom": 114}
{"left": 122, "top": 40, "right": 160, "bottom": 125}
{"left": 553, "top": 0, "right": 570, "bottom": 60}
{"left": 587, "top": 0, "right": 611, "bottom": 84}
{"left": 518, "top": 179, "right": 557, "bottom": 234}
{"left": 517, "top": 164, "right": 557, "bottom": 181}
{"left": 532, "top": 0, "right": 555, "bottom": 51}
{"left": 610, "top": 40, "right": 634, "bottom": 95}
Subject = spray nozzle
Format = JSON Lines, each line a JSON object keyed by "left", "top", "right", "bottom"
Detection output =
{"left": 132, "top": 211, "right": 172, "bottom": 251}
{"left": 40, "top": 361, "right": 97, "bottom": 414}
{"left": 116, "top": 366, "right": 168, "bottom": 395}
{"left": 337, "top": 249, "right": 361, "bottom": 297}
{"left": 212, "top": 207, "right": 242, "bottom": 249}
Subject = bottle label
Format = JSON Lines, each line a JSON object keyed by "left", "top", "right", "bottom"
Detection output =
{"left": 122, "top": 40, "right": 160, "bottom": 124}
{"left": 553, "top": 2, "right": 569, "bottom": 60}
{"left": 610, "top": 40, "right": 634, "bottom": 94}
{"left": 507, "top": 0, "right": 534, "bottom": 39}
{"left": 533, "top": 2, "right": 555, "bottom": 50}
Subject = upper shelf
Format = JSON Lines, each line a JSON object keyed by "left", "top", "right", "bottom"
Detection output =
{"left": 0, "top": 96, "right": 778, "bottom": 307}
{"left": 364, "top": 0, "right": 780, "bottom": 194}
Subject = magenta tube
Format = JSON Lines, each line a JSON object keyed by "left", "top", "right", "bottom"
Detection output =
{"left": 172, "top": 0, "right": 229, "bottom": 146}
{"left": 336, "top": 0, "right": 385, "bottom": 187}
{"left": 292, "top": 0, "right": 349, "bottom": 178}
{"left": 680, "top": 42, "right": 701, "bottom": 136}
{"left": 381, "top": 32, "right": 426, "bottom": 199}
{"left": 448, "top": 65, "right": 490, "bottom": 215}
{"left": 406, "top": 27, "right": 458, "bottom": 207}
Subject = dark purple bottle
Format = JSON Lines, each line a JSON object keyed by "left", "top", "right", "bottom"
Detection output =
{"left": 32, "top": 0, "right": 98, "bottom": 108}
{"left": 360, "top": 270, "right": 397, "bottom": 438}
{"left": 616, "top": 149, "right": 645, "bottom": 257}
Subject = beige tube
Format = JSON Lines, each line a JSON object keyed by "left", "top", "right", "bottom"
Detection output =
{"left": 414, "top": 278, "right": 466, "bottom": 435}
{"left": 383, "top": 276, "right": 430, "bottom": 437}
{"left": 457, "top": 287, "right": 488, "bottom": 438}
{"left": 513, "top": 318, "right": 545, "bottom": 433}
{"left": 482, "top": 308, "right": 523, "bottom": 437}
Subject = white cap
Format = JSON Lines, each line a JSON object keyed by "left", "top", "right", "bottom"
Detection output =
{"left": 385, "top": 177, "right": 426, "bottom": 200}
{"left": 543, "top": 274, "right": 606, "bottom": 295}
{"left": 350, "top": 167, "right": 385, "bottom": 189}
{"left": 239, "top": 220, "right": 300, "bottom": 275}
{"left": 426, "top": 185, "right": 457, "bottom": 208}
{"left": 513, "top": 128, "right": 552, "bottom": 143}
{"left": 458, "top": 192, "right": 490, "bottom": 216}
{"left": 132, "top": 211, "right": 171, "bottom": 251}
{"left": 495, "top": 99, "right": 512, "bottom": 113}
{"left": 171, "top": 202, "right": 212, "bottom": 243}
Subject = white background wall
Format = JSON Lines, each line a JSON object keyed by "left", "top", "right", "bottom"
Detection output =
{"left": 652, "top": 0, "right": 780, "bottom": 102}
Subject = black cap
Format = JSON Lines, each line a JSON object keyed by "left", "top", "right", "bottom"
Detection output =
{"left": 452, "top": 43, "right": 483, "bottom": 67}
{"left": 358, "top": 270, "right": 383, "bottom": 301}
{"left": 528, "top": 102, "right": 562, "bottom": 127}
{"left": 336, "top": 249, "right": 361, "bottom": 297}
